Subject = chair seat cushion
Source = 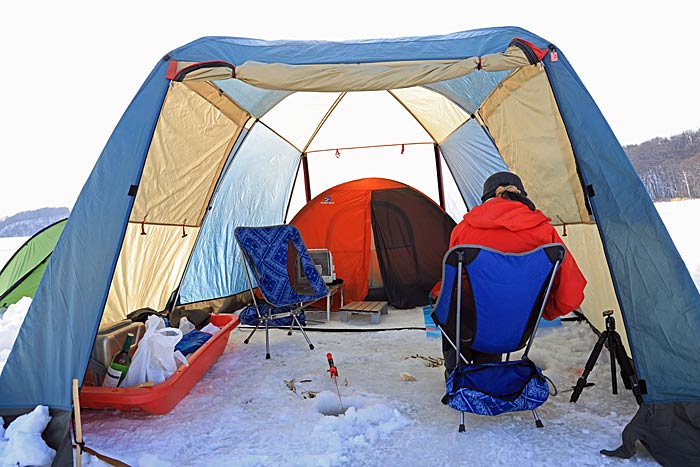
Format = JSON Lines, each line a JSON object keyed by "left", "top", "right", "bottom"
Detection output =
{"left": 444, "top": 359, "right": 549, "bottom": 416}
{"left": 239, "top": 304, "right": 306, "bottom": 327}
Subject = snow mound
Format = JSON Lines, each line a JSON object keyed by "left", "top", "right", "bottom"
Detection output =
{"left": 0, "top": 405, "right": 55, "bottom": 467}
{"left": 0, "top": 297, "right": 32, "bottom": 375}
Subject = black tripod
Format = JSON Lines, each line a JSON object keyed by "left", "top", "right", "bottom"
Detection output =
{"left": 570, "top": 310, "right": 642, "bottom": 404}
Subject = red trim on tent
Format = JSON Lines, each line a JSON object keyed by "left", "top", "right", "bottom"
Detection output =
{"left": 169, "top": 60, "right": 236, "bottom": 82}
{"left": 166, "top": 60, "right": 180, "bottom": 80}
{"left": 512, "top": 37, "right": 548, "bottom": 61}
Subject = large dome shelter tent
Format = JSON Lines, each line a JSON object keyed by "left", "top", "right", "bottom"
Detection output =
{"left": 291, "top": 178, "right": 456, "bottom": 309}
{"left": 0, "top": 27, "right": 698, "bottom": 466}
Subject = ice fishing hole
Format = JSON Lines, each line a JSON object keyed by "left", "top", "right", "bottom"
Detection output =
{"left": 315, "top": 392, "right": 350, "bottom": 416}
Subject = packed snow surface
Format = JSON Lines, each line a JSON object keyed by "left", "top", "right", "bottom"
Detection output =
{"left": 75, "top": 320, "right": 659, "bottom": 467}
{"left": 0, "top": 199, "right": 697, "bottom": 466}
{"left": 0, "top": 297, "right": 32, "bottom": 375}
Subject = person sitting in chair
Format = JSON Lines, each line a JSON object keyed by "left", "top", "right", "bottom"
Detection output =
{"left": 440, "top": 171, "right": 587, "bottom": 375}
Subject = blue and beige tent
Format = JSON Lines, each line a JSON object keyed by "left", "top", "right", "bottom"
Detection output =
{"left": 0, "top": 26, "right": 698, "bottom": 466}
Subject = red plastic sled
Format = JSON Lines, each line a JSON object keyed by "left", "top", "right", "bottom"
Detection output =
{"left": 81, "top": 313, "right": 239, "bottom": 414}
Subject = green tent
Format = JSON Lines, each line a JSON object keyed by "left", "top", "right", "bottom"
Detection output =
{"left": 0, "top": 219, "right": 67, "bottom": 308}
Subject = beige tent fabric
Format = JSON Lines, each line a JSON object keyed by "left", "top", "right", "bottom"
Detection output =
{"left": 102, "top": 223, "right": 198, "bottom": 325}
{"left": 479, "top": 44, "right": 538, "bottom": 72}
{"left": 130, "top": 82, "right": 246, "bottom": 226}
{"left": 184, "top": 81, "right": 250, "bottom": 126}
{"left": 389, "top": 87, "right": 470, "bottom": 144}
{"left": 260, "top": 92, "right": 344, "bottom": 152}
{"left": 236, "top": 59, "right": 478, "bottom": 92}
{"left": 303, "top": 90, "right": 433, "bottom": 152}
{"left": 234, "top": 45, "right": 531, "bottom": 92}
{"left": 479, "top": 65, "right": 591, "bottom": 224}
{"left": 556, "top": 224, "right": 630, "bottom": 352}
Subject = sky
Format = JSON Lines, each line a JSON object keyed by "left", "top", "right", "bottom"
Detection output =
{"left": 0, "top": 0, "right": 698, "bottom": 218}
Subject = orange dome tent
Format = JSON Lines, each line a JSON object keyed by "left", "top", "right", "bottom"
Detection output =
{"left": 291, "top": 178, "right": 455, "bottom": 309}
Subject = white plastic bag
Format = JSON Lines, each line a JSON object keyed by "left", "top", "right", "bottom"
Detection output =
{"left": 122, "top": 315, "right": 183, "bottom": 387}
{"left": 178, "top": 317, "right": 195, "bottom": 334}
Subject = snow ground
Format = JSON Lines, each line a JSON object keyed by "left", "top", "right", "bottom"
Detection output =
{"left": 655, "top": 199, "right": 700, "bottom": 290}
{"left": 79, "top": 319, "right": 657, "bottom": 467}
{"left": 0, "top": 199, "right": 697, "bottom": 466}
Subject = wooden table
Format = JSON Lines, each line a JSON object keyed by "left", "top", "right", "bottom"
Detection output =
{"left": 339, "top": 301, "right": 388, "bottom": 325}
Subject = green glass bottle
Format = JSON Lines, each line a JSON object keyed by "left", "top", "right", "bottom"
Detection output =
{"left": 102, "top": 333, "right": 134, "bottom": 388}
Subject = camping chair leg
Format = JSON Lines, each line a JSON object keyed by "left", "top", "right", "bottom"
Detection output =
{"left": 532, "top": 409, "right": 544, "bottom": 428}
{"left": 292, "top": 314, "right": 315, "bottom": 350}
{"left": 265, "top": 318, "right": 271, "bottom": 360}
{"left": 243, "top": 322, "right": 260, "bottom": 345}
{"left": 458, "top": 412, "right": 465, "bottom": 432}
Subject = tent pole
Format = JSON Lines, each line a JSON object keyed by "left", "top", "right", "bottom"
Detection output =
{"left": 302, "top": 153, "right": 312, "bottom": 203}
{"left": 72, "top": 379, "right": 83, "bottom": 467}
{"left": 434, "top": 144, "right": 445, "bottom": 209}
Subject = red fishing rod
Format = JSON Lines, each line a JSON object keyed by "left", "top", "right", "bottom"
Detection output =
{"left": 327, "top": 353, "right": 344, "bottom": 410}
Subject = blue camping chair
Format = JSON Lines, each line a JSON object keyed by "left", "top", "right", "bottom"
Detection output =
{"left": 234, "top": 225, "right": 330, "bottom": 359}
{"left": 431, "top": 243, "right": 566, "bottom": 431}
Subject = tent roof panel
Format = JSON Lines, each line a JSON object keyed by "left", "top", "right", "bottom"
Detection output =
{"left": 305, "top": 90, "right": 432, "bottom": 152}
{"left": 480, "top": 65, "right": 591, "bottom": 224}
{"left": 426, "top": 69, "right": 511, "bottom": 115}
{"left": 390, "top": 87, "right": 470, "bottom": 144}
{"left": 171, "top": 27, "right": 547, "bottom": 67}
{"left": 131, "top": 83, "right": 243, "bottom": 226}
{"left": 260, "top": 92, "right": 343, "bottom": 152}
{"left": 214, "top": 78, "right": 291, "bottom": 118}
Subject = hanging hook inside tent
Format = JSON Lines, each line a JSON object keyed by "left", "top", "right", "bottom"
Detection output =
{"left": 140, "top": 219, "right": 147, "bottom": 236}
{"left": 182, "top": 220, "right": 188, "bottom": 238}
{"left": 335, "top": 149, "right": 341, "bottom": 158}
{"left": 401, "top": 144, "right": 405, "bottom": 155}
{"left": 556, "top": 215, "right": 568, "bottom": 237}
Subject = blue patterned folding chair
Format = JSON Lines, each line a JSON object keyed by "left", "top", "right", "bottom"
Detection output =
{"left": 431, "top": 243, "right": 566, "bottom": 431}
{"left": 234, "top": 225, "right": 329, "bottom": 359}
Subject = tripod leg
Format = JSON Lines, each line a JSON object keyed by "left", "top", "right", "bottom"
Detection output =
{"left": 570, "top": 331, "right": 608, "bottom": 402}
{"left": 609, "top": 332, "right": 618, "bottom": 395}
{"left": 611, "top": 332, "right": 643, "bottom": 404}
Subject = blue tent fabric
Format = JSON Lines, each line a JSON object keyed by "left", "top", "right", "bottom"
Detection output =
{"left": 0, "top": 59, "right": 171, "bottom": 411}
{"left": 180, "top": 124, "right": 301, "bottom": 304}
{"left": 544, "top": 53, "right": 700, "bottom": 403}
{"left": 426, "top": 70, "right": 512, "bottom": 116}
{"left": 0, "top": 26, "right": 697, "bottom": 443}
{"left": 170, "top": 27, "right": 544, "bottom": 68}
{"left": 439, "top": 119, "right": 509, "bottom": 210}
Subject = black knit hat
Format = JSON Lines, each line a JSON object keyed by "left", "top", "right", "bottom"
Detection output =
{"left": 481, "top": 172, "right": 526, "bottom": 200}
{"left": 481, "top": 171, "right": 536, "bottom": 210}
